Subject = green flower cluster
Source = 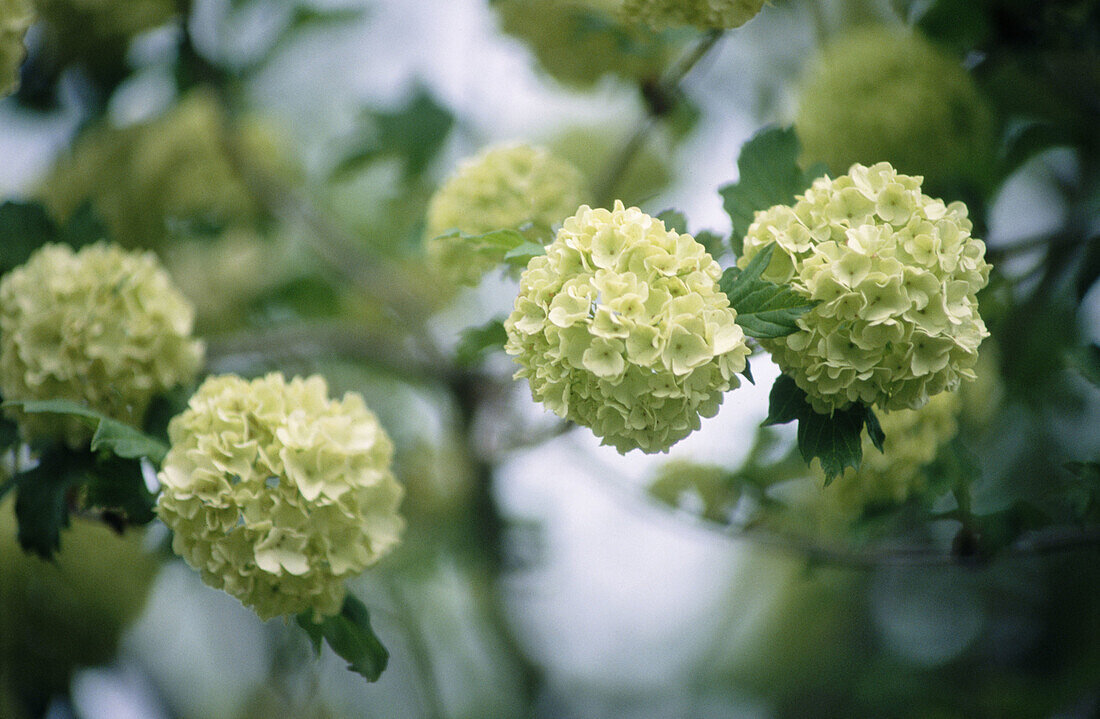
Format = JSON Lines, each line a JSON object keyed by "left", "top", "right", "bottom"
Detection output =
{"left": 493, "top": 0, "right": 672, "bottom": 88}
{"left": 1, "top": 0, "right": 33, "bottom": 96}
{"left": 821, "top": 390, "right": 959, "bottom": 512}
{"left": 505, "top": 201, "right": 751, "bottom": 453}
{"left": 0, "top": 243, "right": 203, "bottom": 445}
{"left": 795, "top": 28, "right": 994, "bottom": 189}
{"left": 40, "top": 91, "right": 281, "bottom": 250}
{"left": 622, "top": 0, "right": 765, "bottom": 29}
{"left": 156, "top": 373, "right": 404, "bottom": 620}
{"left": 741, "top": 162, "right": 991, "bottom": 413}
{"left": 425, "top": 142, "right": 587, "bottom": 286}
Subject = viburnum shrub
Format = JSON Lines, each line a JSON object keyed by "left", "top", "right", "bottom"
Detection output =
{"left": 0, "top": 242, "right": 203, "bottom": 445}
{"left": 740, "top": 162, "right": 991, "bottom": 413}
{"left": 156, "top": 373, "right": 405, "bottom": 620}
{"left": 505, "top": 201, "right": 751, "bottom": 453}
{"left": 425, "top": 142, "right": 587, "bottom": 286}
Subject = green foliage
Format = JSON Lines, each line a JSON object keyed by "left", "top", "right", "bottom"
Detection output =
{"left": 763, "top": 374, "right": 884, "bottom": 483}
{"left": 1062, "top": 462, "right": 1100, "bottom": 522}
{"left": 331, "top": 88, "right": 454, "bottom": 182}
{"left": 656, "top": 208, "right": 688, "bottom": 234}
{"left": 455, "top": 318, "right": 508, "bottom": 368}
{"left": 718, "top": 126, "right": 825, "bottom": 254}
{"left": 719, "top": 244, "right": 817, "bottom": 339}
{"left": 0, "top": 200, "right": 106, "bottom": 276}
{"left": 10, "top": 448, "right": 79, "bottom": 559}
{"left": 297, "top": 594, "right": 389, "bottom": 682}
{"left": 6, "top": 399, "right": 169, "bottom": 463}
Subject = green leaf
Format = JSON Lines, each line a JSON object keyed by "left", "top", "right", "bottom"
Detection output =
{"left": 296, "top": 594, "right": 389, "bottom": 682}
{"left": 84, "top": 454, "right": 157, "bottom": 525}
{"left": 740, "top": 360, "right": 754, "bottom": 386}
{"left": 693, "top": 229, "right": 726, "bottom": 260}
{"left": 762, "top": 374, "right": 883, "bottom": 483}
{"left": 12, "top": 449, "right": 82, "bottom": 559}
{"left": 455, "top": 318, "right": 508, "bottom": 367}
{"left": 61, "top": 202, "right": 109, "bottom": 249}
{"left": 719, "top": 245, "right": 816, "bottom": 339}
{"left": 502, "top": 241, "right": 546, "bottom": 267}
{"left": 1065, "top": 344, "right": 1100, "bottom": 389}
{"left": 718, "top": 126, "right": 826, "bottom": 255}
{"left": 1062, "top": 461, "right": 1100, "bottom": 521}
{"left": 331, "top": 88, "right": 454, "bottom": 181}
{"left": 0, "top": 201, "right": 59, "bottom": 275}
{"left": 5, "top": 400, "right": 169, "bottom": 464}
{"left": 656, "top": 209, "right": 688, "bottom": 234}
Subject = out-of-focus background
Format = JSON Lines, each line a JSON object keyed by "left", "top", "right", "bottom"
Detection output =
{"left": 2, "top": 0, "right": 1100, "bottom": 717}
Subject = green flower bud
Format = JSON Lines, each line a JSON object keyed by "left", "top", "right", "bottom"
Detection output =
{"left": 741, "top": 162, "right": 991, "bottom": 413}
{"left": 820, "top": 390, "right": 960, "bottom": 513}
{"left": 505, "top": 201, "right": 751, "bottom": 454}
{"left": 493, "top": 0, "right": 672, "bottom": 88}
{"left": 156, "top": 373, "right": 405, "bottom": 620}
{"left": 40, "top": 91, "right": 284, "bottom": 250}
{"left": 795, "top": 28, "right": 994, "bottom": 189}
{"left": 0, "top": 242, "right": 204, "bottom": 445}
{"left": 425, "top": 142, "right": 587, "bottom": 286}
{"left": 622, "top": 0, "right": 765, "bottom": 30}
{"left": 1, "top": 0, "right": 33, "bottom": 97}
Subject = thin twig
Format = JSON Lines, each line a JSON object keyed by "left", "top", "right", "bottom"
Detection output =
{"left": 594, "top": 30, "right": 726, "bottom": 207}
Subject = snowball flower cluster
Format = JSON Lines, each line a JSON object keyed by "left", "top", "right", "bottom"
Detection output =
{"left": 822, "top": 390, "right": 960, "bottom": 513}
{"left": 1, "top": 0, "right": 33, "bottom": 96}
{"left": 493, "top": 0, "right": 671, "bottom": 88}
{"left": 425, "top": 142, "right": 587, "bottom": 286}
{"left": 622, "top": 0, "right": 765, "bottom": 29}
{"left": 0, "top": 243, "right": 204, "bottom": 445}
{"left": 795, "top": 28, "right": 993, "bottom": 188}
{"left": 41, "top": 91, "right": 282, "bottom": 250}
{"left": 156, "top": 373, "right": 404, "bottom": 620}
{"left": 505, "top": 201, "right": 751, "bottom": 453}
{"left": 741, "top": 163, "right": 991, "bottom": 413}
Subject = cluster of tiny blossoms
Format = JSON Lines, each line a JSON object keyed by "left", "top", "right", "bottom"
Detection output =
{"left": 622, "top": 0, "right": 765, "bottom": 29}
{"left": 1, "top": 0, "right": 32, "bottom": 96}
{"left": 156, "top": 373, "right": 404, "bottom": 620}
{"left": 796, "top": 28, "right": 993, "bottom": 188}
{"left": 741, "top": 163, "right": 991, "bottom": 413}
{"left": 822, "top": 390, "right": 960, "bottom": 513}
{"left": 0, "top": 243, "right": 203, "bottom": 445}
{"left": 505, "top": 201, "right": 750, "bottom": 454}
{"left": 425, "top": 143, "right": 586, "bottom": 286}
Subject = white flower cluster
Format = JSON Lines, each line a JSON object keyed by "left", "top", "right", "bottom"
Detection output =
{"left": 156, "top": 373, "right": 404, "bottom": 620}
{"left": 742, "top": 162, "right": 991, "bottom": 413}
{"left": 506, "top": 201, "right": 750, "bottom": 453}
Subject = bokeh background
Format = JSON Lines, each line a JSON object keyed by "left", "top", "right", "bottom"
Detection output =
{"left": 2, "top": 0, "right": 1100, "bottom": 717}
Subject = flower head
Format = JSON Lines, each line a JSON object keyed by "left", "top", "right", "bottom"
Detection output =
{"left": 1, "top": 0, "right": 33, "bottom": 96}
{"left": 493, "top": 0, "right": 672, "bottom": 88}
{"left": 0, "top": 242, "right": 204, "bottom": 445}
{"left": 40, "top": 91, "right": 284, "bottom": 250}
{"left": 156, "top": 373, "right": 404, "bottom": 620}
{"left": 622, "top": 0, "right": 765, "bottom": 29}
{"left": 505, "top": 201, "right": 751, "bottom": 453}
{"left": 795, "top": 28, "right": 994, "bottom": 188}
{"left": 425, "top": 142, "right": 587, "bottom": 286}
{"left": 741, "top": 162, "right": 991, "bottom": 413}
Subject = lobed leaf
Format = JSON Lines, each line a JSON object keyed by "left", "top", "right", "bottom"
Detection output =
{"left": 720, "top": 245, "right": 816, "bottom": 339}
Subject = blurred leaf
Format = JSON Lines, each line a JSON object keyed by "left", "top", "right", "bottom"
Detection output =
{"left": 1062, "top": 461, "right": 1100, "bottom": 521}
{"left": 718, "top": 126, "right": 826, "bottom": 255}
{"left": 455, "top": 318, "right": 508, "bottom": 368}
{"left": 502, "top": 241, "right": 546, "bottom": 268}
{"left": 61, "top": 202, "right": 109, "bottom": 249}
{"left": 719, "top": 244, "right": 816, "bottom": 339}
{"left": 5, "top": 400, "right": 168, "bottom": 464}
{"left": 763, "top": 374, "right": 882, "bottom": 483}
{"left": 916, "top": 0, "right": 992, "bottom": 54}
{"left": 1076, "top": 235, "right": 1100, "bottom": 302}
{"left": 656, "top": 209, "right": 688, "bottom": 234}
{"left": 331, "top": 88, "right": 454, "bottom": 181}
{"left": 296, "top": 594, "right": 389, "bottom": 682}
{"left": 250, "top": 275, "right": 344, "bottom": 321}
{"left": 0, "top": 202, "right": 58, "bottom": 275}
{"left": 83, "top": 454, "right": 157, "bottom": 525}
{"left": 1065, "top": 344, "right": 1100, "bottom": 389}
{"left": 11, "top": 449, "right": 81, "bottom": 559}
